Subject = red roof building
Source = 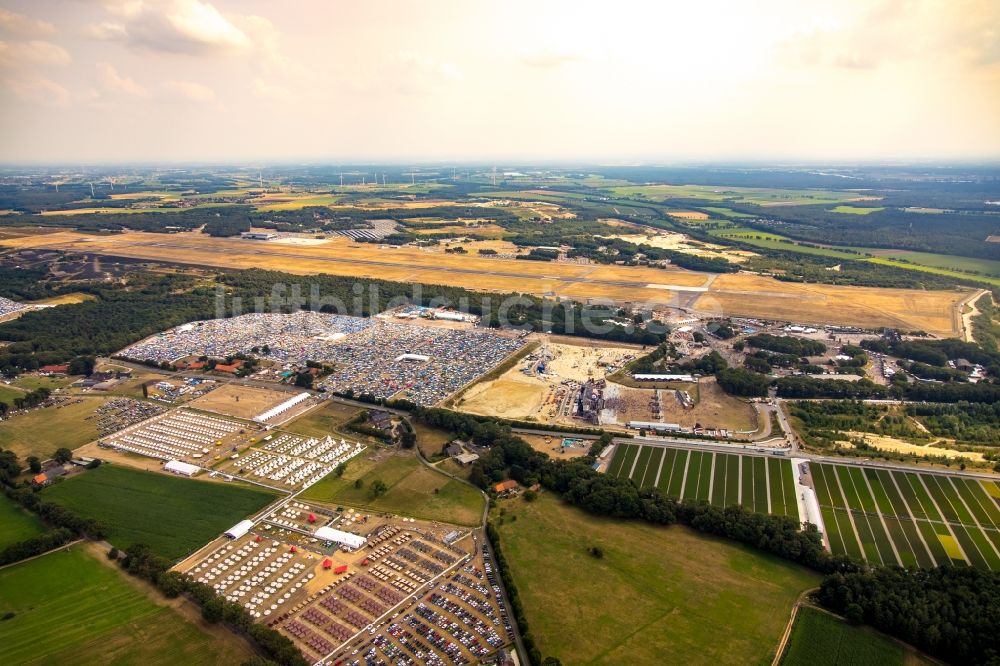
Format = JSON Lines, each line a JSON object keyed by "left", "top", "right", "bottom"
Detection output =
{"left": 214, "top": 360, "right": 243, "bottom": 373}
{"left": 334, "top": 564, "right": 348, "bottom": 574}
{"left": 494, "top": 480, "right": 518, "bottom": 493}
{"left": 39, "top": 364, "right": 69, "bottom": 374}
{"left": 322, "top": 558, "right": 333, "bottom": 569}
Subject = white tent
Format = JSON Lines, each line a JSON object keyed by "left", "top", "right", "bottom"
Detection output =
{"left": 225, "top": 519, "right": 255, "bottom": 539}
{"left": 164, "top": 460, "right": 199, "bottom": 476}
{"left": 314, "top": 526, "right": 367, "bottom": 549}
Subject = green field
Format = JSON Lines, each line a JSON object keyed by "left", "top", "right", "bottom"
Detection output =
{"left": 494, "top": 493, "right": 820, "bottom": 665}
{"left": 0, "top": 545, "right": 251, "bottom": 665}
{"left": 701, "top": 206, "right": 756, "bottom": 218}
{"left": 608, "top": 444, "right": 800, "bottom": 518}
{"left": 0, "top": 384, "right": 26, "bottom": 405}
{"left": 829, "top": 205, "right": 885, "bottom": 215}
{"left": 707, "top": 225, "right": 1000, "bottom": 286}
{"left": 42, "top": 465, "right": 278, "bottom": 559}
{"left": 873, "top": 250, "right": 1000, "bottom": 276}
{"left": 284, "top": 400, "right": 363, "bottom": 439}
{"left": 781, "top": 606, "right": 932, "bottom": 666}
{"left": 300, "top": 452, "right": 485, "bottom": 526}
{"left": 413, "top": 422, "right": 457, "bottom": 461}
{"left": 0, "top": 493, "right": 46, "bottom": 549}
{"left": 709, "top": 227, "right": 864, "bottom": 260}
{"left": 11, "top": 375, "right": 76, "bottom": 392}
{"left": 0, "top": 396, "right": 108, "bottom": 458}
{"left": 610, "top": 184, "right": 863, "bottom": 206}
{"left": 810, "top": 462, "right": 1000, "bottom": 569}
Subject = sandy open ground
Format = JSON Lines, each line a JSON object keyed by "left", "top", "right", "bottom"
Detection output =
{"left": 838, "top": 431, "right": 983, "bottom": 461}
{"left": 189, "top": 384, "right": 291, "bottom": 420}
{"left": 0, "top": 229, "right": 970, "bottom": 335}
{"left": 456, "top": 342, "right": 639, "bottom": 424}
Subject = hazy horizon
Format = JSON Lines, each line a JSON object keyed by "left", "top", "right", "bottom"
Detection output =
{"left": 2, "top": 0, "right": 999, "bottom": 163}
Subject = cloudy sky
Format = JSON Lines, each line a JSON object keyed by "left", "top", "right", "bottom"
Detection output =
{"left": 1, "top": 0, "right": 998, "bottom": 163}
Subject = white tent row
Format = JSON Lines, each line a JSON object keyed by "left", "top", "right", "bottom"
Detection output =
{"left": 632, "top": 373, "right": 695, "bottom": 382}
{"left": 255, "top": 392, "right": 310, "bottom": 422}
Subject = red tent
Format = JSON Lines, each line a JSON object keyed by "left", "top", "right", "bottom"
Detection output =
{"left": 361, "top": 558, "right": 370, "bottom": 566}
{"left": 322, "top": 558, "right": 333, "bottom": 569}
{"left": 307, "top": 513, "right": 317, "bottom": 523}
{"left": 255, "top": 535, "right": 263, "bottom": 542}
{"left": 290, "top": 546, "right": 298, "bottom": 553}
{"left": 334, "top": 564, "right": 348, "bottom": 574}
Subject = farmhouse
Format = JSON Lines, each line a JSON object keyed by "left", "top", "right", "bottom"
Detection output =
{"left": 494, "top": 479, "right": 519, "bottom": 494}
{"left": 455, "top": 452, "right": 480, "bottom": 465}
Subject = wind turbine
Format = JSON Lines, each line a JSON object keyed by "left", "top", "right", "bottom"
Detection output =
{"left": 339, "top": 173, "right": 344, "bottom": 187}
{"left": 492, "top": 166, "right": 497, "bottom": 186}
{"left": 89, "top": 182, "right": 95, "bottom": 197}
{"left": 259, "top": 171, "right": 264, "bottom": 189}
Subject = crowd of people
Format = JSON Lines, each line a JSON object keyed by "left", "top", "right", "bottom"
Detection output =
{"left": 117, "top": 312, "right": 525, "bottom": 405}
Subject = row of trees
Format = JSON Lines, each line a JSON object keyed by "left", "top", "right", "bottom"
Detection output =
{"left": 745, "top": 333, "right": 827, "bottom": 356}
{"left": 413, "top": 409, "right": 848, "bottom": 573}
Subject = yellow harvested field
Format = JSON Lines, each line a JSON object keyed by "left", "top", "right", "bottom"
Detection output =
{"left": 459, "top": 379, "right": 547, "bottom": 419}
{"left": 0, "top": 229, "right": 969, "bottom": 336}
{"left": 30, "top": 292, "right": 97, "bottom": 306}
{"left": 668, "top": 211, "right": 710, "bottom": 220}
{"left": 189, "top": 384, "right": 291, "bottom": 420}
{"left": 583, "top": 264, "right": 710, "bottom": 286}
{"left": 838, "top": 432, "right": 983, "bottom": 461}
{"left": 413, "top": 223, "right": 508, "bottom": 237}
{"left": 697, "top": 273, "right": 967, "bottom": 337}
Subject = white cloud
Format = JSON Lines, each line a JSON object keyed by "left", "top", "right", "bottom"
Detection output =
{"left": 0, "top": 40, "right": 71, "bottom": 67}
{"left": 3, "top": 75, "right": 70, "bottom": 106}
{"left": 163, "top": 79, "right": 215, "bottom": 102}
{"left": 87, "top": 0, "right": 251, "bottom": 55}
{"left": 0, "top": 9, "right": 55, "bottom": 38}
{"left": 381, "top": 51, "right": 462, "bottom": 95}
{"left": 519, "top": 48, "right": 584, "bottom": 69}
{"left": 96, "top": 62, "right": 149, "bottom": 97}
{"left": 252, "top": 78, "right": 290, "bottom": 100}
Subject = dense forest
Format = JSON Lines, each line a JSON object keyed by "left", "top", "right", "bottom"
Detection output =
{"left": 817, "top": 567, "right": 1000, "bottom": 665}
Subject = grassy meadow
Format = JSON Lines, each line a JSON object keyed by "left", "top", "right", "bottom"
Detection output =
{"left": 42, "top": 465, "right": 277, "bottom": 559}
{"left": 0, "top": 396, "right": 106, "bottom": 459}
{"left": 0, "top": 545, "right": 251, "bottom": 665}
{"left": 493, "top": 493, "right": 820, "bottom": 665}
{"left": 781, "top": 606, "right": 933, "bottom": 666}
{"left": 300, "top": 451, "right": 484, "bottom": 526}
{"left": 0, "top": 493, "right": 46, "bottom": 549}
